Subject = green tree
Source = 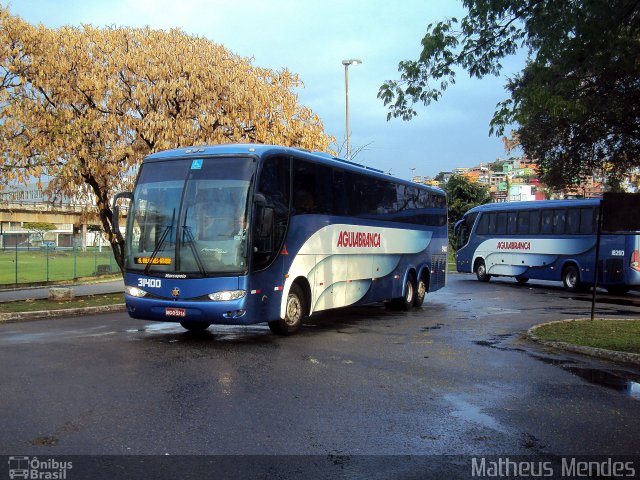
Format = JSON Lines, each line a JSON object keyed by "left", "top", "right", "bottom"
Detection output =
{"left": 0, "top": 7, "right": 333, "bottom": 270}
{"left": 378, "top": 0, "right": 640, "bottom": 191}
{"left": 443, "top": 174, "right": 491, "bottom": 227}
{"left": 22, "top": 222, "right": 56, "bottom": 243}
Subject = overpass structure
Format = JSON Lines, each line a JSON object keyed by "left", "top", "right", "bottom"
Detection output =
{"left": 0, "top": 201, "right": 114, "bottom": 249}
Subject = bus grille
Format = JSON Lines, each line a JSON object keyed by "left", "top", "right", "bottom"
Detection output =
{"left": 430, "top": 253, "right": 447, "bottom": 290}
{"left": 598, "top": 259, "right": 624, "bottom": 283}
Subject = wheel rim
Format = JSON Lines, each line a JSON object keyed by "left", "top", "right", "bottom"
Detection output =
{"left": 417, "top": 280, "right": 426, "bottom": 299}
{"left": 566, "top": 269, "right": 578, "bottom": 288}
{"left": 478, "top": 264, "right": 486, "bottom": 277}
{"left": 285, "top": 294, "right": 302, "bottom": 326}
{"left": 406, "top": 280, "right": 414, "bottom": 303}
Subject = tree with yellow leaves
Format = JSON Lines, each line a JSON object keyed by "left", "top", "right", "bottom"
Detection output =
{"left": 0, "top": 7, "right": 333, "bottom": 269}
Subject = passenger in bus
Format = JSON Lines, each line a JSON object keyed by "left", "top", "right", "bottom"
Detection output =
{"left": 294, "top": 190, "right": 315, "bottom": 214}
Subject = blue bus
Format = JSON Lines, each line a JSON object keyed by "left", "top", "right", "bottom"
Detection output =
{"left": 454, "top": 199, "right": 640, "bottom": 293}
{"left": 114, "top": 144, "right": 448, "bottom": 334}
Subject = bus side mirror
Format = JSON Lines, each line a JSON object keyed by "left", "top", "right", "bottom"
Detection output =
{"left": 112, "top": 192, "right": 133, "bottom": 235}
{"left": 254, "top": 193, "right": 274, "bottom": 238}
{"left": 258, "top": 206, "right": 274, "bottom": 238}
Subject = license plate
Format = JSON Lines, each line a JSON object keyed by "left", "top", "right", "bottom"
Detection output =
{"left": 165, "top": 307, "right": 186, "bottom": 317}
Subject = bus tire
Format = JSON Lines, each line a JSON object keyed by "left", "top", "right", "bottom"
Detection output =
{"left": 414, "top": 275, "right": 427, "bottom": 307}
{"left": 268, "top": 283, "right": 306, "bottom": 335}
{"left": 475, "top": 260, "right": 491, "bottom": 282}
{"left": 180, "top": 321, "right": 210, "bottom": 332}
{"left": 562, "top": 265, "right": 581, "bottom": 292}
{"left": 516, "top": 276, "right": 529, "bottom": 284}
{"left": 398, "top": 275, "right": 416, "bottom": 311}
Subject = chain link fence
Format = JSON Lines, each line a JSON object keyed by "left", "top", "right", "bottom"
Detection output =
{"left": 0, "top": 245, "right": 119, "bottom": 287}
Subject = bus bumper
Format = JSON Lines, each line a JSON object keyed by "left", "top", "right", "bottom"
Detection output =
{"left": 124, "top": 296, "right": 257, "bottom": 326}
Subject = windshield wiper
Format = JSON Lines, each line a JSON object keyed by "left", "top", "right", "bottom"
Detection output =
{"left": 181, "top": 207, "right": 207, "bottom": 276}
{"left": 144, "top": 209, "right": 175, "bottom": 276}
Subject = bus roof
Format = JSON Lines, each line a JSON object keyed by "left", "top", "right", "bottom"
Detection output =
{"left": 465, "top": 198, "right": 601, "bottom": 215}
{"left": 143, "top": 144, "right": 445, "bottom": 194}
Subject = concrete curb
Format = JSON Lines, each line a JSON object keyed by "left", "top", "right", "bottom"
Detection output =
{"left": 0, "top": 304, "right": 126, "bottom": 323}
{"left": 527, "top": 318, "right": 640, "bottom": 367}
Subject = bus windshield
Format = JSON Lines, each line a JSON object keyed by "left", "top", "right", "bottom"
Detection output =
{"left": 126, "top": 156, "right": 255, "bottom": 275}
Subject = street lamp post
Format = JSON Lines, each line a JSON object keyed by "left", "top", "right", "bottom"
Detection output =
{"left": 342, "top": 58, "right": 362, "bottom": 160}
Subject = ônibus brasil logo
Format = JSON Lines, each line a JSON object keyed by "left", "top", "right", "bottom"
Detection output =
{"left": 336, "top": 231, "right": 381, "bottom": 248}
{"left": 8, "top": 456, "right": 72, "bottom": 479}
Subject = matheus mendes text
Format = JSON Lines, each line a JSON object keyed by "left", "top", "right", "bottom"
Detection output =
{"left": 337, "top": 231, "right": 381, "bottom": 248}
{"left": 496, "top": 241, "right": 531, "bottom": 250}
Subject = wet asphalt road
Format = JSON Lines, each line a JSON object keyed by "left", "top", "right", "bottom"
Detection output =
{"left": 1, "top": 274, "right": 639, "bottom": 457}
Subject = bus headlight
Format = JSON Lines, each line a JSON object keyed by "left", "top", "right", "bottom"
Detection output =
{"left": 208, "top": 290, "right": 246, "bottom": 301}
{"left": 125, "top": 286, "right": 148, "bottom": 298}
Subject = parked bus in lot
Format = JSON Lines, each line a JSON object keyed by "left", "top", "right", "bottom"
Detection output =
{"left": 114, "top": 144, "right": 448, "bottom": 334}
{"left": 454, "top": 199, "right": 640, "bottom": 293}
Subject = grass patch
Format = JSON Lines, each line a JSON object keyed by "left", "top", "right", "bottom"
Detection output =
{"left": 534, "top": 320, "right": 640, "bottom": 355}
{"left": 0, "top": 293, "right": 125, "bottom": 314}
{"left": 0, "top": 249, "right": 117, "bottom": 285}
{"left": 448, "top": 246, "right": 457, "bottom": 272}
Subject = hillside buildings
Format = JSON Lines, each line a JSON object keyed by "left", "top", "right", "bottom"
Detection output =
{"left": 414, "top": 157, "right": 607, "bottom": 202}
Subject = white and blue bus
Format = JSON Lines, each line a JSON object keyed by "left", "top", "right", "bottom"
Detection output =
{"left": 114, "top": 144, "right": 448, "bottom": 334}
{"left": 454, "top": 199, "right": 640, "bottom": 293}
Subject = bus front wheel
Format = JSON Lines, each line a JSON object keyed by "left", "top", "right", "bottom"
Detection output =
{"left": 269, "top": 284, "right": 306, "bottom": 335}
{"left": 562, "top": 265, "right": 581, "bottom": 292}
{"left": 385, "top": 276, "right": 416, "bottom": 311}
{"left": 475, "top": 260, "right": 491, "bottom": 282}
{"left": 398, "top": 276, "right": 416, "bottom": 311}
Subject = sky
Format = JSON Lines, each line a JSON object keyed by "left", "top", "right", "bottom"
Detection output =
{"left": 7, "top": 0, "right": 527, "bottom": 180}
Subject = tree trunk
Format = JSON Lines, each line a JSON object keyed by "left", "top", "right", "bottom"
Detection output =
{"left": 83, "top": 174, "right": 126, "bottom": 272}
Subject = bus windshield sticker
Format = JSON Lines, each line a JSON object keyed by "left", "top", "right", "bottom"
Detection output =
{"left": 191, "top": 159, "right": 203, "bottom": 170}
{"left": 135, "top": 257, "right": 172, "bottom": 265}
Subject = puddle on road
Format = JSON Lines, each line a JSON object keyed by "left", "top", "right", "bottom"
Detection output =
{"left": 531, "top": 354, "right": 640, "bottom": 400}
{"left": 563, "top": 367, "right": 640, "bottom": 399}
{"left": 445, "top": 395, "right": 508, "bottom": 434}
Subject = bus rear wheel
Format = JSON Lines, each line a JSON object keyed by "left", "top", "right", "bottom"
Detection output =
{"left": 414, "top": 276, "right": 427, "bottom": 307}
{"left": 268, "top": 283, "right": 306, "bottom": 335}
{"left": 475, "top": 260, "right": 491, "bottom": 282}
{"left": 180, "top": 321, "right": 211, "bottom": 332}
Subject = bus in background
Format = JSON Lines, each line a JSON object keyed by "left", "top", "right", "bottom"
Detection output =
{"left": 454, "top": 199, "right": 640, "bottom": 294}
{"left": 114, "top": 144, "right": 448, "bottom": 335}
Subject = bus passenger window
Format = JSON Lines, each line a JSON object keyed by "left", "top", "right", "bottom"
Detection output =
{"left": 293, "top": 161, "right": 318, "bottom": 214}
{"left": 530, "top": 211, "right": 541, "bottom": 234}
{"left": 567, "top": 208, "right": 580, "bottom": 234}
{"left": 487, "top": 213, "right": 497, "bottom": 235}
{"left": 541, "top": 210, "right": 553, "bottom": 234}
{"left": 517, "top": 211, "right": 530, "bottom": 234}
{"left": 476, "top": 214, "right": 489, "bottom": 235}
{"left": 553, "top": 209, "right": 566, "bottom": 235}
{"left": 580, "top": 208, "right": 594, "bottom": 234}
{"left": 496, "top": 212, "right": 508, "bottom": 235}
{"left": 332, "top": 170, "right": 348, "bottom": 215}
{"left": 507, "top": 211, "right": 518, "bottom": 234}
